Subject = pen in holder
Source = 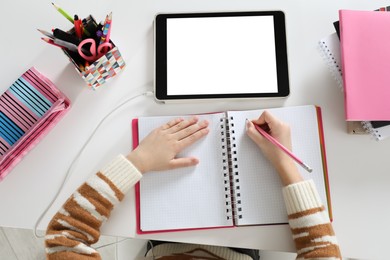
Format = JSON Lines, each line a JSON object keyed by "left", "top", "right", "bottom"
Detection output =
{"left": 62, "top": 15, "right": 126, "bottom": 90}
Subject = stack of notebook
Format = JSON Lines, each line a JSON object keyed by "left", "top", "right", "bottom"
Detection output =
{"left": 318, "top": 7, "right": 390, "bottom": 140}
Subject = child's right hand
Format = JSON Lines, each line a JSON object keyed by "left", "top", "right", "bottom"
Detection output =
{"left": 246, "top": 111, "right": 303, "bottom": 185}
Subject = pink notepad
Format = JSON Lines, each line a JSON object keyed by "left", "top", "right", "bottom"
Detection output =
{"left": 339, "top": 10, "right": 390, "bottom": 121}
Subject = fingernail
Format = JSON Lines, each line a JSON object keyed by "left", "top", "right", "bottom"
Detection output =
{"left": 245, "top": 118, "right": 250, "bottom": 130}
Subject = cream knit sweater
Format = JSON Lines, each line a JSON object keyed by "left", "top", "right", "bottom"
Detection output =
{"left": 45, "top": 155, "right": 341, "bottom": 259}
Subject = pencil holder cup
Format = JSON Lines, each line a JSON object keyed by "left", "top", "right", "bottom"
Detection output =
{"left": 78, "top": 46, "right": 126, "bottom": 90}
{"left": 62, "top": 15, "right": 126, "bottom": 90}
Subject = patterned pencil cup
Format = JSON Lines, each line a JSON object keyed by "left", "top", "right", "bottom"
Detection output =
{"left": 61, "top": 15, "right": 126, "bottom": 90}
{"left": 79, "top": 46, "right": 125, "bottom": 90}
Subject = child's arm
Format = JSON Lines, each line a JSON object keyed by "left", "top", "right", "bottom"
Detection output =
{"left": 283, "top": 180, "right": 341, "bottom": 259}
{"left": 45, "top": 117, "right": 209, "bottom": 259}
{"left": 246, "top": 111, "right": 341, "bottom": 259}
{"left": 45, "top": 155, "right": 141, "bottom": 259}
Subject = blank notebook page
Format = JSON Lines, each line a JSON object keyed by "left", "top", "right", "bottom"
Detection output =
{"left": 138, "top": 113, "right": 232, "bottom": 231}
{"left": 227, "top": 105, "right": 328, "bottom": 226}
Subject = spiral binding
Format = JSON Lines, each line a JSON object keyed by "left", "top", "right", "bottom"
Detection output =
{"left": 220, "top": 116, "right": 242, "bottom": 222}
{"left": 318, "top": 34, "right": 344, "bottom": 91}
{"left": 361, "top": 121, "right": 382, "bottom": 141}
{"left": 220, "top": 117, "right": 233, "bottom": 220}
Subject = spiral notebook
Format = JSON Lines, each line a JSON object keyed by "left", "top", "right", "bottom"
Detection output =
{"left": 132, "top": 105, "right": 332, "bottom": 233}
{"left": 318, "top": 33, "right": 390, "bottom": 140}
{"left": 340, "top": 9, "right": 390, "bottom": 121}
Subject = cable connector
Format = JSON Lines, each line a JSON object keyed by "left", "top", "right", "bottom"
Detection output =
{"left": 144, "top": 91, "right": 154, "bottom": 96}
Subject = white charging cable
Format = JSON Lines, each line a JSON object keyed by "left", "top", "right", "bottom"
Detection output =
{"left": 34, "top": 90, "right": 154, "bottom": 239}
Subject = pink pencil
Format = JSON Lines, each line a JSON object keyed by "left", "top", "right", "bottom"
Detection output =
{"left": 252, "top": 121, "right": 313, "bottom": 173}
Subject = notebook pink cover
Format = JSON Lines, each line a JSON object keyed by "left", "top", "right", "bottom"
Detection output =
{"left": 339, "top": 10, "right": 390, "bottom": 120}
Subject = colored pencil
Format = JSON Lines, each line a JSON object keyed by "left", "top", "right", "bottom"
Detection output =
{"left": 51, "top": 3, "right": 74, "bottom": 23}
{"left": 250, "top": 120, "right": 313, "bottom": 173}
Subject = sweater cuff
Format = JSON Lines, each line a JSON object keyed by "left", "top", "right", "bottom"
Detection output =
{"left": 282, "top": 180, "right": 323, "bottom": 215}
{"left": 100, "top": 154, "right": 142, "bottom": 194}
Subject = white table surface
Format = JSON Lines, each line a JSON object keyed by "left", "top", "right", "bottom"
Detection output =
{"left": 1, "top": 0, "right": 390, "bottom": 259}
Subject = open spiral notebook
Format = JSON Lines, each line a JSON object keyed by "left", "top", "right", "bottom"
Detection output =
{"left": 132, "top": 105, "right": 332, "bottom": 233}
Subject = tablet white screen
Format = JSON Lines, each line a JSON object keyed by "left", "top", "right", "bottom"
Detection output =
{"left": 166, "top": 16, "right": 278, "bottom": 95}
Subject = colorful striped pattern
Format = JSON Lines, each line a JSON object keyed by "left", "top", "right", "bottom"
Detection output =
{"left": 283, "top": 180, "right": 342, "bottom": 259}
{"left": 80, "top": 47, "right": 126, "bottom": 90}
{"left": 45, "top": 156, "right": 342, "bottom": 259}
{"left": 0, "top": 67, "right": 70, "bottom": 180}
{"left": 45, "top": 155, "right": 142, "bottom": 259}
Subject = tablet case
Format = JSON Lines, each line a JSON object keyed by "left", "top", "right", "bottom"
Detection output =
{"left": 0, "top": 67, "right": 70, "bottom": 180}
{"left": 154, "top": 11, "right": 290, "bottom": 102}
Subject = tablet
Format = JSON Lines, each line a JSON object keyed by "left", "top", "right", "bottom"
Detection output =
{"left": 154, "top": 11, "right": 289, "bottom": 102}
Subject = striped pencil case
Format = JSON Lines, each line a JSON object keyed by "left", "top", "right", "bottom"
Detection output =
{"left": 0, "top": 67, "right": 70, "bottom": 180}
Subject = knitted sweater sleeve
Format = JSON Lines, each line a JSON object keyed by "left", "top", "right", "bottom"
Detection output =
{"left": 282, "top": 180, "right": 341, "bottom": 260}
{"left": 45, "top": 155, "right": 142, "bottom": 260}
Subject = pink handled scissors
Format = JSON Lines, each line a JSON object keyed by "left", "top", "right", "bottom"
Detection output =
{"left": 77, "top": 38, "right": 113, "bottom": 62}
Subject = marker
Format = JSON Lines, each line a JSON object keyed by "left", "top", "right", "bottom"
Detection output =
{"left": 51, "top": 3, "right": 74, "bottom": 23}
{"left": 248, "top": 119, "right": 313, "bottom": 173}
{"left": 74, "top": 15, "right": 83, "bottom": 39}
{"left": 94, "top": 22, "right": 104, "bottom": 44}
{"left": 53, "top": 28, "right": 81, "bottom": 45}
{"left": 96, "top": 30, "right": 103, "bottom": 38}
{"left": 80, "top": 18, "right": 93, "bottom": 37}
